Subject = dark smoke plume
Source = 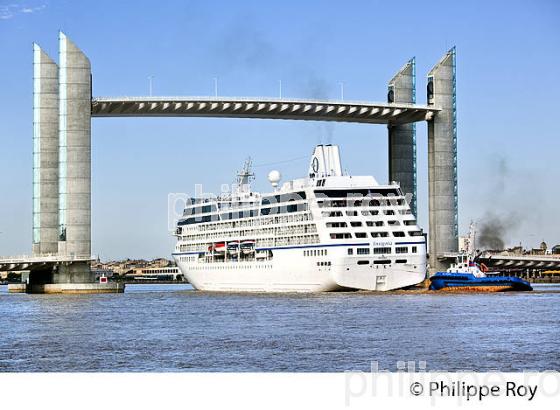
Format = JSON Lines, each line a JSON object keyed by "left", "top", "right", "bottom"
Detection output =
{"left": 477, "top": 212, "right": 520, "bottom": 250}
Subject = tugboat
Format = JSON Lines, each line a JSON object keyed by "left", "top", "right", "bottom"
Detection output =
{"left": 429, "top": 254, "right": 533, "bottom": 292}
{"left": 429, "top": 223, "right": 532, "bottom": 292}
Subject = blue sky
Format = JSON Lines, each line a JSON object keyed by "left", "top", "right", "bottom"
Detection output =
{"left": 0, "top": 0, "right": 559, "bottom": 259}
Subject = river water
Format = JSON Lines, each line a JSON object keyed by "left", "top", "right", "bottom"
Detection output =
{"left": 0, "top": 284, "right": 558, "bottom": 372}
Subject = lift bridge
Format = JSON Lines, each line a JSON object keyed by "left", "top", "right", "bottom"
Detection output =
{"left": 1, "top": 32, "right": 460, "bottom": 292}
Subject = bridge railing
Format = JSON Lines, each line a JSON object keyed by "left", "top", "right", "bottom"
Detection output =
{"left": 92, "top": 96, "right": 433, "bottom": 109}
{"left": 480, "top": 252, "right": 560, "bottom": 260}
{"left": 0, "top": 253, "right": 97, "bottom": 264}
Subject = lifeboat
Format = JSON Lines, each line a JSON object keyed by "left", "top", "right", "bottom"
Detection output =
{"left": 240, "top": 240, "right": 255, "bottom": 255}
{"left": 227, "top": 241, "right": 240, "bottom": 256}
{"left": 212, "top": 242, "right": 226, "bottom": 253}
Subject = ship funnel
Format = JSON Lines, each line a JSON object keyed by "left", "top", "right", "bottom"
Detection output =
{"left": 308, "top": 144, "right": 342, "bottom": 178}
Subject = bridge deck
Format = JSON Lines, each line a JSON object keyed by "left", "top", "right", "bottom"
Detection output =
{"left": 441, "top": 252, "right": 560, "bottom": 270}
{"left": 0, "top": 254, "right": 94, "bottom": 271}
{"left": 91, "top": 97, "right": 439, "bottom": 125}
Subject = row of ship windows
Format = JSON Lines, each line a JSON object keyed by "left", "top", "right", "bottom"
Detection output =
{"left": 185, "top": 199, "right": 406, "bottom": 221}
{"left": 178, "top": 256, "right": 197, "bottom": 262}
{"left": 317, "top": 199, "right": 405, "bottom": 207}
{"left": 330, "top": 231, "right": 422, "bottom": 239}
{"left": 326, "top": 220, "right": 416, "bottom": 228}
{"left": 181, "top": 204, "right": 413, "bottom": 227}
{"left": 181, "top": 224, "right": 318, "bottom": 243}
{"left": 184, "top": 192, "right": 308, "bottom": 215}
{"left": 321, "top": 210, "right": 412, "bottom": 217}
{"left": 312, "top": 258, "right": 412, "bottom": 266}
{"left": 178, "top": 234, "right": 321, "bottom": 252}
{"left": 188, "top": 264, "right": 274, "bottom": 270}
{"left": 180, "top": 230, "right": 421, "bottom": 248}
{"left": 184, "top": 189, "right": 403, "bottom": 215}
{"left": 180, "top": 203, "right": 309, "bottom": 224}
{"left": 356, "top": 259, "right": 408, "bottom": 265}
{"left": 193, "top": 213, "right": 312, "bottom": 232}
{"left": 348, "top": 246, "right": 418, "bottom": 255}
{"left": 302, "top": 245, "right": 419, "bottom": 258}
{"left": 303, "top": 249, "right": 328, "bottom": 257}
{"left": 314, "top": 189, "right": 400, "bottom": 197}
{"left": 274, "top": 235, "right": 320, "bottom": 247}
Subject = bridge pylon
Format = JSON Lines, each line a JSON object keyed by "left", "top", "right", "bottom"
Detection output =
{"left": 27, "top": 33, "right": 100, "bottom": 292}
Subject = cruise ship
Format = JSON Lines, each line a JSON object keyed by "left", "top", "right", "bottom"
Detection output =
{"left": 172, "top": 144, "right": 427, "bottom": 292}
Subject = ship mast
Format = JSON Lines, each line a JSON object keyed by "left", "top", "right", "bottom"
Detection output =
{"left": 236, "top": 157, "right": 254, "bottom": 194}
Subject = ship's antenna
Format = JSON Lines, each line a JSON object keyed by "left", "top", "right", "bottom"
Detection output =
{"left": 236, "top": 157, "right": 254, "bottom": 193}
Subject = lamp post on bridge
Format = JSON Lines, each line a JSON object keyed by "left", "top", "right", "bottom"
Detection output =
{"left": 148, "top": 75, "right": 154, "bottom": 96}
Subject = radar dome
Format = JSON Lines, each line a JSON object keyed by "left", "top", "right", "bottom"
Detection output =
{"left": 268, "top": 170, "right": 282, "bottom": 188}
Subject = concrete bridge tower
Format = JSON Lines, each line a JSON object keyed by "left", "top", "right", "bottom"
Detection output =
{"left": 56, "top": 32, "right": 92, "bottom": 282}
{"left": 387, "top": 58, "right": 417, "bottom": 216}
{"left": 427, "top": 48, "right": 459, "bottom": 272}
{"left": 32, "top": 45, "right": 60, "bottom": 256}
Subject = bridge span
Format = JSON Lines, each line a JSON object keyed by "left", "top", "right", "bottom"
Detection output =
{"left": 91, "top": 97, "right": 438, "bottom": 125}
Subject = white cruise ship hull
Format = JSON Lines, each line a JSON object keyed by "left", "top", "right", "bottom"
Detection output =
{"left": 174, "top": 245, "right": 426, "bottom": 292}
{"left": 173, "top": 145, "right": 428, "bottom": 293}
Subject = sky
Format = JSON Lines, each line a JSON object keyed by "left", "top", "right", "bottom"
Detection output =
{"left": 0, "top": 0, "right": 559, "bottom": 260}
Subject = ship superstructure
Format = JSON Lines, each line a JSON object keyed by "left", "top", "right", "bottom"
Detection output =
{"left": 172, "top": 144, "right": 427, "bottom": 292}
